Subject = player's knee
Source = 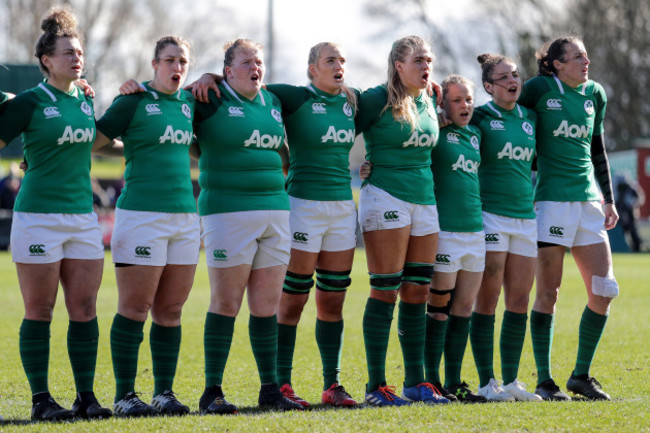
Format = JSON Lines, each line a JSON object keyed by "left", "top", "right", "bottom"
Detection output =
{"left": 427, "top": 287, "right": 455, "bottom": 317}
{"left": 401, "top": 262, "right": 434, "bottom": 287}
{"left": 369, "top": 271, "right": 403, "bottom": 292}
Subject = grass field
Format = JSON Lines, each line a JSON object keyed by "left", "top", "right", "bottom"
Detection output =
{"left": 0, "top": 250, "right": 648, "bottom": 432}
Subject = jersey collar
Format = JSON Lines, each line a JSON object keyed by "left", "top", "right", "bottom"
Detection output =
{"left": 38, "top": 81, "right": 80, "bottom": 102}
{"left": 551, "top": 73, "right": 586, "bottom": 96}
{"left": 485, "top": 101, "right": 523, "bottom": 118}
{"left": 141, "top": 81, "right": 183, "bottom": 100}
{"left": 223, "top": 81, "right": 266, "bottom": 106}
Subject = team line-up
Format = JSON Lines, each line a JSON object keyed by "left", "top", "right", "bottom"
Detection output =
{"left": 0, "top": 6, "right": 619, "bottom": 422}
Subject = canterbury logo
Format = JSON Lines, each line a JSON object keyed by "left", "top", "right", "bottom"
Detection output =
{"left": 383, "top": 211, "right": 399, "bottom": 221}
{"left": 29, "top": 244, "right": 46, "bottom": 255}
{"left": 312, "top": 103, "right": 327, "bottom": 113}
{"left": 228, "top": 106, "right": 244, "bottom": 117}
{"left": 490, "top": 120, "right": 505, "bottom": 130}
{"left": 145, "top": 103, "right": 161, "bottom": 114}
{"left": 436, "top": 254, "right": 451, "bottom": 264}
{"left": 43, "top": 106, "right": 61, "bottom": 118}
{"left": 293, "top": 232, "right": 308, "bottom": 242}
{"left": 546, "top": 99, "right": 562, "bottom": 109}
{"left": 213, "top": 249, "right": 227, "bottom": 260}
{"left": 549, "top": 226, "right": 564, "bottom": 236}
{"left": 485, "top": 233, "right": 499, "bottom": 243}
{"left": 135, "top": 246, "right": 151, "bottom": 257}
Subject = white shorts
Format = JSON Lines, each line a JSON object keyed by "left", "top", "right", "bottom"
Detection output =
{"left": 11, "top": 212, "right": 104, "bottom": 264}
{"left": 111, "top": 209, "right": 200, "bottom": 266}
{"left": 289, "top": 196, "right": 357, "bottom": 253}
{"left": 202, "top": 210, "right": 290, "bottom": 269}
{"left": 358, "top": 184, "right": 439, "bottom": 236}
{"left": 535, "top": 201, "right": 608, "bottom": 247}
{"left": 482, "top": 212, "right": 537, "bottom": 258}
{"left": 434, "top": 231, "right": 486, "bottom": 273}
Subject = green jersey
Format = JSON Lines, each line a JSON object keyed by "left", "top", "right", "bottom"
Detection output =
{"left": 431, "top": 124, "right": 482, "bottom": 232}
{"left": 0, "top": 92, "right": 8, "bottom": 112}
{"left": 267, "top": 83, "right": 357, "bottom": 201}
{"left": 97, "top": 82, "right": 196, "bottom": 213}
{"left": 0, "top": 82, "right": 95, "bottom": 213}
{"left": 356, "top": 85, "right": 439, "bottom": 205}
{"left": 471, "top": 102, "right": 536, "bottom": 219}
{"left": 519, "top": 75, "right": 606, "bottom": 202}
{"left": 194, "top": 82, "right": 288, "bottom": 215}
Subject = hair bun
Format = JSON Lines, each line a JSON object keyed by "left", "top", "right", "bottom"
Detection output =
{"left": 41, "top": 8, "right": 77, "bottom": 35}
{"left": 477, "top": 54, "right": 492, "bottom": 65}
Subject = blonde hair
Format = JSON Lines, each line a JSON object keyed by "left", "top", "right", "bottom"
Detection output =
{"left": 385, "top": 35, "right": 432, "bottom": 129}
{"left": 223, "top": 38, "right": 263, "bottom": 76}
{"left": 307, "top": 42, "right": 357, "bottom": 115}
{"left": 441, "top": 74, "right": 475, "bottom": 103}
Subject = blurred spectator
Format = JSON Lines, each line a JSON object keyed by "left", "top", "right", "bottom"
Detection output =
{"left": 0, "top": 162, "right": 21, "bottom": 209}
{"left": 614, "top": 174, "right": 645, "bottom": 252}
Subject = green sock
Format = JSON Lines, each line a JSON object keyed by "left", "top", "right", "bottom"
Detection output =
{"left": 249, "top": 314, "right": 278, "bottom": 385}
{"left": 500, "top": 310, "right": 528, "bottom": 384}
{"left": 110, "top": 314, "right": 144, "bottom": 402}
{"left": 443, "top": 315, "right": 470, "bottom": 389}
{"left": 363, "top": 297, "right": 395, "bottom": 392}
{"left": 19, "top": 319, "right": 51, "bottom": 395}
{"left": 316, "top": 319, "right": 343, "bottom": 390}
{"left": 67, "top": 318, "right": 99, "bottom": 393}
{"left": 276, "top": 323, "right": 297, "bottom": 386}
{"left": 204, "top": 312, "right": 235, "bottom": 387}
{"left": 150, "top": 322, "right": 181, "bottom": 396}
{"left": 424, "top": 315, "right": 448, "bottom": 385}
{"left": 398, "top": 301, "right": 426, "bottom": 387}
{"left": 469, "top": 312, "right": 495, "bottom": 387}
{"left": 574, "top": 306, "right": 608, "bottom": 376}
{"left": 530, "top": 310, "right": 554, "bottom": 385}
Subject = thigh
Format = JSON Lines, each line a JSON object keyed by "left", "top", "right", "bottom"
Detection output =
{"left": 247, "top": 264, "right": 288, "bottom": 317}
{"left": 502, "top": 253, "right": 536, "bottom": 313}
{"left": 116, "top": 264, "right": 165, "bottom": 321}
{"left": 151, "top": 264, "right": 197, "bottom": 325}
{"left": 363, "top": 227, "right": 411, "bottom": 274}
{"left": 60, "top": 258, "right": 104, "bottom": 321}
{"left": 317, "top": 248, "right": 355, "bottom": 272}
{"left": 450, "top": 270, "right": 484, "bottom": 317}
{"left": 287, "top": 248, "right": 319, "bottom": 274}
{"left": 16, "top": 262, "right": 61, "bottom": 321}
{"left": 208, "top": 264, "right": 251, "bottom": 316}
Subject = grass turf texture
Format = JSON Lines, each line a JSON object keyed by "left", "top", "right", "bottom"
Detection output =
{"left": 0, "top": 251, "right": 647, "bottom": 431}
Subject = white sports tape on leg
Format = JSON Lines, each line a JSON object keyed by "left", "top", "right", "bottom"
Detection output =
{"left": 592, "top": 268, "right": 619, "bottom": 298}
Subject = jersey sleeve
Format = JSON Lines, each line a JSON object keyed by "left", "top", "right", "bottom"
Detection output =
{"left": 193, "top": 89, "right": 222, "bottom": 126}
{"left": 96, "top": 93, "right": 143, "bottom": 140}
{"left": 519, "top": 76, "right": 549, "bottom": 109}
{"left": 265, "top": 84, "right": 309, "bottom": 114}
{"left": 0, "top": 91, "right": 38, "bottom": 144}
{"left": 469, "top": 106, "right": 489, "bottom": 128}
{"left": 355, "top": 85, "right": 388, "bottom": 133}
{"left": 592, "top": 82, "right": 607, "bottom": 136}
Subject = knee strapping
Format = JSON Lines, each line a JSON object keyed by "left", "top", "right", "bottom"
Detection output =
{"left": 283, "top": 271, "right": 314, "bottom": 294}
{"left": 369, "top": 271, "right": 403, "bottom": 291}
{"left": 592, "top": 268, "right": 619, "bottom": 298}
{"left": 427, "top": 287, "right": 455, "bottom": 315}
{"left": 315, "top": 268, "right": 351, "bottom": 292}
{"left": 401, "top": 262, "right": 434, "bottom": 286}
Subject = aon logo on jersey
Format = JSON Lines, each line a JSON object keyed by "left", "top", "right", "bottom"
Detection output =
{"left": 244, "top": 130, "right": 283, "bottom": 149}
{"left": 553, "top": 120, "right": 590, "bottom": 138}
{"left": 496, "top": 142, "right": 534, "bottom": 161}
{"left": 451, "top": 154, "right": 479, "bottom": 173}
{"left": 402, "top": 131, "right": 436, "bottom": 148}
{"left": 321, "top": 126, "right": 354, "bottom": 143}
{"left": 57, "top": 126, "right": 94, "bottom": 145}
{"left": 159, "top": 125, "right": 192, "bottom": 145}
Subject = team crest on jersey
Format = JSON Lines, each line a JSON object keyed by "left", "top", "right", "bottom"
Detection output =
{"left": 584, "top": 100, "right": 595, "bottom": 115}
{"left": 342, "top": 102, "right": 353, "bottom": 117}
{"left": 43, "top": 106, "right": 61, "bottom": 119}
{"left": 470, "top": 135, "right": 480, "bottom": 150}
{"left": 447, "top": 132, "right": 460, "bottom": 143}
{"left": 146, "top": 103, "right": 161, "bottom": 115}
{"left": 546, "top": 99, "right": 562, "bottom": 110}
{"left": 312, "top": 102, "right": 327, "bottom": 114}
{"left": 490, "top": 120, "right": 505, "bottom": 130}
{"left": 271, "top": 108, "right": 282, "bottom": 123}
{"left": 181, "top": 103, "right": 191, "bottom": 119}
{"left": 80, "top": 101, "right": 92, "bottom": 116}
{"left": 522, "top": 121, "right": 534, "bottom": 135}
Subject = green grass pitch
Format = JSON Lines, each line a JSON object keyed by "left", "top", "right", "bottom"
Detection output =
{"left": 0, "top": 250, "right": 647, "bottom": 431}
